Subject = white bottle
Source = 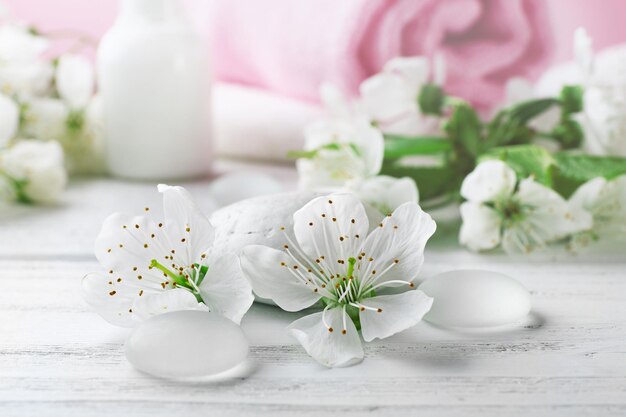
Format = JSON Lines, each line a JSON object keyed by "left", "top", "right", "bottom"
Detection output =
{"left": 98, "top": 0, "right": 212, "bottom": 180}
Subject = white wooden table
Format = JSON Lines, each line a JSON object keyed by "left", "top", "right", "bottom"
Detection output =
{"left": 2, "top": 160, "right": 626, "bottom": 417}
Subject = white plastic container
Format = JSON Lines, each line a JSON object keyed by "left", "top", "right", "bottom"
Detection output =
{"left": 98, "top": 0, "right": 211, "bottom": 180}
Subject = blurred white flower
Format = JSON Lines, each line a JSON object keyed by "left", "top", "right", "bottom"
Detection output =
{"left": 0, "top": 25, "right": 52, "bottom": 97}
{"left": 20, "top": 97, "right": 69, "bottom": 140}
{"left": 82, "top": 185, "right": 254, "bottom": 326}
{"left": 0, "top": 92, "right": 18, "bottom": 147}
{"left": 536, "top": 28, "right": 626, "bottom": 156}
{"left": 347, "top": 175, "right": 419, "bottom": 215}
{"left": 297, "top": 118, "right": 384, "bottom": 191}
{"left": 0, "top": 139, "right": 67, "bottom": 204}
{"left": 359, "top": 56, "right": 443, "bottom": 136}
{"left": 568, "top": 175, "right": 626, "bottom": 248}
{"left": 56, "top": 54, "right": 95, "bottom": 109}
{"left": 459, "top": 160, "right": 592, "bottom": 253}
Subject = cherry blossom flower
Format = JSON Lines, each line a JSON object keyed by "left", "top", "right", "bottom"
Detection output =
{"left": 568, "top": 175, "right": 626, "bottom": 248}
{"left": 82, "top": 185, "right": 254, "bottom": 327}
{"left": 0, "top": 139, "right": 67, "bottom": 204}
{"left": 459, "top": 160, "right": 592, "bottom": 253}
{"left": 241, "top": 193, "right": 435, "bottom": 367}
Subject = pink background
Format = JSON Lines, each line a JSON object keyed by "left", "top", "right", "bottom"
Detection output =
{"left": 5, "top": 0, "right": 626, "bottom": 71}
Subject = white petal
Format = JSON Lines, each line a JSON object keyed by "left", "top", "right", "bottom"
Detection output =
{"left": 359, "top": 290, "right": 433, "bottom": 342}
{"left": 459, "top": 202, "right": 502, "bottom": 251}
{"left": 460, "top": 160, "right": 517, "bottom": 203}
{"left": 0, "top": 93, "right": 18, "bottom": 146}
{"left": 360, "top": 72, "right": 417, "bottom": 127}
{"left": 293, "top": 194, "right": 369, "bottom": 276}
{"left": 383, "top": 56, "right": 431, "bottom": 92}
{"left": 574, "top": 27, "right": 594, "bottom": 80}
{"left": 359, "top": 202, "right": 436, "bottom": 287}
{"left": 131, "top": 288, "right": 206, "bottom": 322}
{"left": 56, "top": 54, "right": 94, "bottom": 109}
{"left": 198, "top": 253, "right": 254, "bottom": 324}
{"left": 94, "top": 212, "right": 170, "bottom": 275}
{"left": 517, "top": 178, "right": 593, "bottom": 240}
{"left": 569, "top": 177, "right": 607, "bottom": 212}
{"left": 350, "top": 119, "right": 384, "bottom": 177}
{"left": 288, "top": 308, "right": 363, "bottom": 367}
{"left": 349, "top": 175, "right": 419, "bottom": 215}
{"left": 82, "top": 272, "right": 145, "bottom": 327}
{"left": 158, "top": 184, "right": 215, "bottom": 264}
{"left": 240, "top": 245, "right": 321, "bottom": 311}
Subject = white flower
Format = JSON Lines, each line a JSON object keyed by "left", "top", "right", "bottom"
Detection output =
{"left": 55, "top": 54, "right": 95, "bottom": 109}
{"left": 347, "top": 175, "right": 419, "bottom": 215}
{"left": 240, "top": 194, "right": 435, "bottom": 367}
{"left": 459, "top": 160, "right": 592, "bottom": 253}
{"left": 568, "top": 175, "right": 626, "bottom": 247}
{"left": 0, "top": 139, "right": 67, "bottom": 204}
{"left": 82, "top": 184, "right": 254, "bottom": 327}
{"left": 359, "top": 56, "right": 443, "bottom": 136}
{"left": 0, "top": 92, "right": 18, "bottom": 147}
{"left": 297, "top": 118, "right": 384, "bottom": 191}
{"left": 0, "top": 25, "right": 52, "bottom": 97}
{"left": 20, "top": 97, "right": 69, "bottom": 141}
{"left": 536, "top": 28, "right": 626, "bottom": 156}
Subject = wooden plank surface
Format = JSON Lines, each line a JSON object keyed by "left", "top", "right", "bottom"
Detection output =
{"left": 1, "top": 160, "right": 625, "bottom": 417}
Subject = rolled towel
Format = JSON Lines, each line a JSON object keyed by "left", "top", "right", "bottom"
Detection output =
{"left": 209, "top": 0, "right": 553, "bottom": 111}
{"left": 212, "top": 83, "right": 323, "bottom": 162}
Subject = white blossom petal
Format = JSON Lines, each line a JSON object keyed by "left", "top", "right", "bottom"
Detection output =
{"left": 158, "top": 184, "right": 215, "bottom": 264}
{"left": 518, "top": 178, "right": 593, "bottom": 239}
{"left": 359, "top": 290, "right": 433, "bottom": 342}
{"left": 348, "top": 175, "right": 419, "bottom": 215}
{"left": 0, "top": 93, "right": 18, "bottom": 146}
{"left": 459, "top": 202, "right": 502, "bottom": 251}
{"left": 131, "top": 288, "right": 207, "bottom": 322}
{"left": 82, "top": 272, "right": 146, "bottom": 327}
{"left": 240, "top": 245, "right": 321, "bottom": 311}
{"left": 569, "top": 177, "right": 607, "bottom": 212}
{"left": 56, "top": 54, "right": 94, "bottom": 109}
{"left": 198, "top": 253, "right": 254, "bottom": 324}
{"left": 293, "top": 194, "right": 369, "bottom": 274}
{"left": 94, "top": 212, "right": 169, "bottom": 274}
{"left": 288, "top": 308, "right": 363, "bottom": 367}
{"left": 359, "top": 202, "right": 436, "bottom": 287}
{"left": 460, "top": 160, "right": 517, "bottom": 203}
{"left": 0, "top": 140, "right": 67, "bottom": 204}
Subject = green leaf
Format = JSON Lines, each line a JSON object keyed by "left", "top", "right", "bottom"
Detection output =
{"left": 559, "top": 85, "right": 584, "bottom": 115}
{"left": 552, "top": 153, "right": 626, "bottom": 197}
{"left": 444, "top": 102, "right": 483, "bottom": 157}
{"left": 380, "top": 161, "right": 458, "bottom": 201}
{"left": 384, "top": 135, "right": 451, "bottom": 159}
{"left": 418, "top": 83, "right": 445, "bottom": 115}
{"left": 486, "top": 98, "right": 559, "bottom": 147}
{"left": 480, "top": 144, "right": 556, "bottom": 186}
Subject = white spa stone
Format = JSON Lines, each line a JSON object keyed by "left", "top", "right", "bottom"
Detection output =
{"left": 419, "top": 270, "right": 531, "bottom": 328}
{"left": 125, "top": 310, "right": 248, "bottom": 378}
{"left": 209, "top": 191, "right": 318, "bottom": 258}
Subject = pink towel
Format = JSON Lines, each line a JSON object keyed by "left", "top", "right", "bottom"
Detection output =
{"left": 209, "top": 0, "right": 553, "bottom": 111}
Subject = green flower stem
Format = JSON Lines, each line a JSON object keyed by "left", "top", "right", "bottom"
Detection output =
{"left": 149, "top": 259, "right": 189, "bottom": 288}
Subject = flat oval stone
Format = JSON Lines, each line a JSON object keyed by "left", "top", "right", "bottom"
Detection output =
{"left": 125, "top": 310, "right": 248, "bottom": 378}
{"left": 419, "top": 270, "right": 531, "bottom": 328}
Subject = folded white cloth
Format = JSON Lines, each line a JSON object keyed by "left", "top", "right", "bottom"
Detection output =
{"left": 212, "top": 83, "right": 323, "bottom": 162}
